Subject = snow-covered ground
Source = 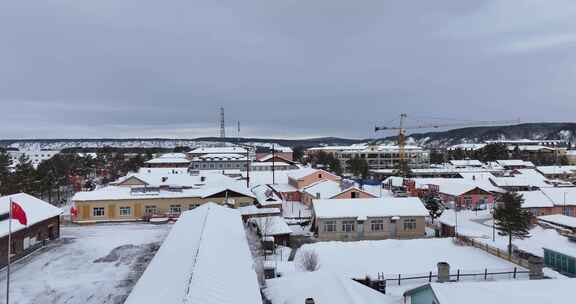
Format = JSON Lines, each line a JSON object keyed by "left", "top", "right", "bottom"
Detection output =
{"left": 0, "top": 223, "right": 171, "bottom": 304}
{"left": 294, "top": 238, "right": 521, "bottom": 279}
{"left": 439, "top": 209, "right": 576, "bottom": 258}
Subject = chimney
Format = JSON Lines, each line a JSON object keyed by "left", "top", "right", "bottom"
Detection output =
{"left": 528, "top": 256, "right": 544, "bottom": 280}
{"left": 437, "top": 262, "right": 450, "bottom": 283}
{"left": 161, "top": 177, "right": 168, "bottom": 183}
{"left": 305, "top": 298, "right": 315, "bottom": 304}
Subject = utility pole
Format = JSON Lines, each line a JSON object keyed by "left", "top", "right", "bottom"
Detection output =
{"left": 272, "top": 144, "right": 276, "bottom": 184}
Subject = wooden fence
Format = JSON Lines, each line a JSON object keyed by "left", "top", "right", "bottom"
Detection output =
{"left": 455, "top": 234, "right": 540, "bottom": 269}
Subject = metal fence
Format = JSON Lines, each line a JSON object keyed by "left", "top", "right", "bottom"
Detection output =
{"left": 354, "top": 267, "right": 529, "bottom": 294}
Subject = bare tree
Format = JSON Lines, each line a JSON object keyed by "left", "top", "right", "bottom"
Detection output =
{"left": 297, "top": 250, "right": 320, "bottom": 272}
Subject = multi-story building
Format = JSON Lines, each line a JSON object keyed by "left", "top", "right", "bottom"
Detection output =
{"left": 307, "top": 144, "right": 430, "bottom": 172}
{"left": 189, "top": 153, "right": 248, "bottom": 171}
{"left": 7, "top": 149, "right": 60, "bottom": 168}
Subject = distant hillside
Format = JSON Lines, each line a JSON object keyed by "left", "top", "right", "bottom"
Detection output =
{"left": 0, "top": 136, "right": 366, "bottom": 150}
{"left": 389, "top": 123, "right": 576, "bottom": 147}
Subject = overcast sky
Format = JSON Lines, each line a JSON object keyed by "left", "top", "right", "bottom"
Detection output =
{"left": 1, "top": 0, "right": 576, "bottom": 139}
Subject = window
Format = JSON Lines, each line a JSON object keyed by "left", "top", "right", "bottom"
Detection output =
{"left": 119, "top": 207, "right": 132, "bottom": 217}
{"left": 169, "top": 204, "right": 182, "bottom": 214}
{"left": 144, "top": 205, "right": 157, "bottom": 215}
{"left": 403, "top": 218, "right": 417, "bottom": 231}
{"left": 323, "top": 221, "right": 337, "bottom": 232}
{"left": 342, "top": 220, "right": 355, "bottom": 232}
{"left": 370, "top": 219, "right": 384, "bottom": 231}
{"left": 189, "top": 203, "right": 200, "bottom": 210}
{"left": 351, "top": 191, "right": 358, "bottom": 198}
{"left": 93, "top": 207, "right": 105, "bottom": 217}
{"left": 318, "top": 173, "right": 322, "bottom": 178}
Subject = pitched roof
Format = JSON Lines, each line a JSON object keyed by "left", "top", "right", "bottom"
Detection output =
{"left": 303, "top": 180, "right": 342, "bottom": 199}
{"left": 264, "top": 271, "right": 388, "bottom": 304}
{"left": 405, "top": 279, "right": 575, "bottom": 304}
{"left": 125, "top": 203, "right": 262, "bottom": 304}
{"left": 517, "top": 190, "right": 555, "bottom": 208}
{"left": 313, "top": 197, "right": 428, "bottom": 219}
{"left": 0, "top": 193, "right": 62, "bottom": 238}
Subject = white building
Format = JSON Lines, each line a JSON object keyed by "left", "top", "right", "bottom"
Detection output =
{"left": 8, "top": 149, "right": 60, "bottom": 168}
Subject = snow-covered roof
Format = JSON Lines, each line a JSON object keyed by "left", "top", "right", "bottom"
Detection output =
{"left": 251, "top": 184, "right": 282, "bottom": 204}
{"left": 72, "top": 184, "right": 254, "bottom": 202}
{"left": 496, "top": 159, "right": 535, "bottom": 167}
{"left": 447, "top": 143, "right": 486, "bottom": 151}
{"left": 540, "top": 187, "right": 576, "bottom": 205}
{"left": 249, "top": 216, "right": 292, "bottom": 236}
{"left": 449, "top": 159, "right": 483, "bottom": 167}
{"left": 189, "top": 147, "right": 250, "bottom": 154}
{"left": 115, "top": 168, "right": 240, "bottom": 188}
{"left": 145, "top": 157, "right": 190, "bottom": 164}
{"left": 537, "top": 165, "right": 576, "bottom": 175}
{"left": 192, "top": 153, "right": 248, "bottom": 161}
{"left": 517, "top": 190, "right": 555, "bottom": 208}
{"left": 302, "top": 180, "right": 342, "bottom": 199}
{"left": 237, "top": 205, "right": 281, "bottom": 216}
{"left": 539, "top": 214, "right": 576, "bottom": 229}
{"left": 407, "top": 279, "right": 575, "bottom": 304}
{"left": 0, "top": 193, "right": 62, "bottom": 238}
{"left": 313, "top": 197, "right": 428, "bottom": 219}
{"left": 489, "top": 169, "right": 550, "bottom": 188}
{"left": 287, "top": 167, "right": 323, "bottom": 180}
{"left": 264, "top": 271, "right": 388, "bottom": 304}
{"left": 412, "top": 178, "right": 497, "bottom": 196}
{"left": 125, "top": 203, "right": 262, "bottom": 304}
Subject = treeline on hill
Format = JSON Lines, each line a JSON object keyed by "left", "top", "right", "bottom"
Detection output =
{"left": 430, "top": 143, "right": 570, "bottom": 165}
{"left": 0, "top": 147, "right": 158, "bottom": 205}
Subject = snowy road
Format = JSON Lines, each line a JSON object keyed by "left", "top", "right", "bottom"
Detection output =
{"left": 0, "top": 222, "right": 171, "bottom": 304}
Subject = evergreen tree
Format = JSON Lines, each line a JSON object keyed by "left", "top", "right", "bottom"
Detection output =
{"left": 424, "top": 194, "right": 444, "bottom": 223}
{"left": 292, "top": 146, "right": 305, "bottom": 163}
{"left": 493, "top": 192, "right": 532, "bottom": 256}
{"left": 478, "top": 144, "right": 509, "bottom": 162}
{"left": 0, "top": 149, "right": 11, "bottom": 194}
{"left": 346, "top": 156, "right": 369, "bottom": 179}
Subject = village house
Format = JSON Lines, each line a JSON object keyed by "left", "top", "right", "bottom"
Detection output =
{"left": 331, "top": 186, "right": 377, "bottom": 199}
{"left": 540, "top": 187, "right": 576, "bottom": 217}
{"left": 536, "top": 165, "right": 576, "bottom": 181}
{"left": 312, "top": 197, "right": 428, "bottom": 241}
{"left": 403, "top": 279, "right": 573, "bottom": 304}
{"left": 0, "top": 193, "right": 62, "bottom": 268}
{"left": 301, "top": 180, "right": 343, "bottom": 206}
{"left": 248, "top": 215, "right": 292, "bottom": 246}
{"left": 71, "top": 168, "right": 255, "bottom": 223}
{"left": 496, "top": 159, "right": 535, "bottom": 170}
{"left": 287, "top": 168, "right": 341, "bottom": 189}
{"left": 517, "top": 190, "right": 558, "bottom": 217}
{"left": 143, "top": 153, "right": 190, "bottom": 168}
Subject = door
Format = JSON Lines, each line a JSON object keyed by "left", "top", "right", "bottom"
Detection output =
{"left": 389, "top": 220, "right": 397, "bottom": 238}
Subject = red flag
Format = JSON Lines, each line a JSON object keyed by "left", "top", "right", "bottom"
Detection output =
{"left": 10, "top": 201, "right": 28, "bottom": 225}
{"left": 71, "top": 206, "right": 78, "bottom": 217}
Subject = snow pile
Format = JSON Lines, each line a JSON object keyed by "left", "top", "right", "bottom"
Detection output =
{"left": 125, "top": 203, "right": 262, "bottom": 304}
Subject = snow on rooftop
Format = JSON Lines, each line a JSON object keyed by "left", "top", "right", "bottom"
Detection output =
{"left": 264, "top": 271, "right": 389, "bottom": 304}
{"left": 496, "top": 159, "right": 535, "bottom": 167}
{"left": 125, "top": 203, "right": 262, "bottom": 304}
{"left": 313, "top": 197, "right": 428, "bottom": 219}
{"left": 249, "top": 216, "right": 292, "bottom": 236}
{"left": 517, "top": 190, "right": 555, "bottom": 208}
{"left": 0, "top": 193, "right": 62, "bottom": 238}
{"left": 303, "top": 179, "right": 342, "bottom": 199}
{"left": 422, "top": 278, "right": 575, "bottom": 304}
{"left": 296, "top": 238, "right": 520, "bottom": 278}
{"left": 539, "top": 214, "right": 576, "bottom": 229}
{"left": 540, "top": 187, "right": 576, "bottom": 205}
{"left": 537, "top": 165, "right": 576, "bottom": 175}
{"left": 145, "top": 157, "right": 190, "bottom": 164}
{"left": 287, "top": 167, "right": 324, "bottom": 180}
{"left": 449, "top": 159, "right": 483, "bottom": 167}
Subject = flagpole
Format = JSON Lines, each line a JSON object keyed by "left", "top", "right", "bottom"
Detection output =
{"left": 7, "top": 197, "right": 12, "bottom": 304}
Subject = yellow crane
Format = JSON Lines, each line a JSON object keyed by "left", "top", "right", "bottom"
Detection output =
{"left": 375, "top": 114, "right": 519, "bottom": 176}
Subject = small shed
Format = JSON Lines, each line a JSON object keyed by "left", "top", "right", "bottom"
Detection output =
{"left": 543, "top": 247, "right": 576, "bottom": 277}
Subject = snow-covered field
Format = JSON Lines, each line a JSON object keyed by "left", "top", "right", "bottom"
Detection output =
{"left": 439, "top": 209, "right": 576, "bottom": 258}
{"left": 0, "top": 223, "right": 171, "bottom": 304}
{"left": 295, "top": 238, "right": 521, "bottom": 279}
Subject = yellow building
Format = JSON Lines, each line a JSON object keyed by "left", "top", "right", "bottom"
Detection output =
{"left": 72, "top": 168, "right": 256, "bottom": 223}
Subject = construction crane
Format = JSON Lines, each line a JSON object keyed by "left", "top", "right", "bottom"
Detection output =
{"left": 375, "top": 114, "right": 519, "bottom": 177}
